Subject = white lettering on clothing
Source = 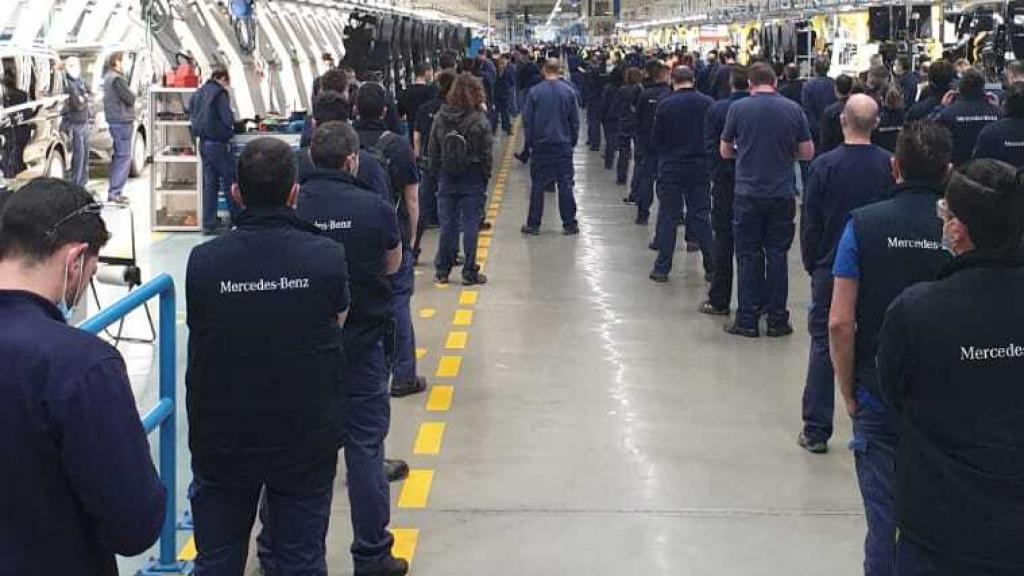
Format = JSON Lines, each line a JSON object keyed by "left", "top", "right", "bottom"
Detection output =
{"left": 886, "top": 237, "right": 942, "bottom": 251}
{"left": 1005, "top": 141, "right": 1024, "bottom": 148}
{"left": 314, "top": 219, "right": 352, "bottom": 231}
{"left": 961, "top": 343, "right": 1024, "bottom": 362}
{"left": 218, "top": 277, "right": 310, "bottom": 294}
{"left": 954, "top": 115, "right": 999, "bottom": 123}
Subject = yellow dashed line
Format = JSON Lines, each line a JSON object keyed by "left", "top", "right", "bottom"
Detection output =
{"left": 487, "top": 210, "right": 499, "bottom": 219}
{"left": 413, "top": 422, "right": 447, "bottom": 455}
{"left": 436, "top": 355, "right": 462, "bottom": 378}
{"left": 453, "top": 309, "right": 474, "bottom": 326}
{"left": 391, "top": 529, "right": 419, "bottom": 564}
{"left": 479, "top": 229, "right": 494, "bottom": 238}
{"left": 477, "top": 246, "right": 489, "bottom": 260}
{"left": 397, "top": 469, "right": 434, "bottom": 508}
{"left": 416, "top": 347, "right": 427, "bottom": 360}
{"left": 459, "top": 290, "right": 479, "bottom": 305}
{"left": 445, "top": 331, "right": 468, "bottom": 350}
{"left": 426, "top": 385, "right": 454, "bottom": 411}
{"left": 434, "top": 283, "right": 450, "bottom": 290}
{"left": 419, "top": 308, "right": 436, "bottom": 319}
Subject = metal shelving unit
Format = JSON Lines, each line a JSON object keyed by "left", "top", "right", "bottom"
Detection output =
{"left": 149, "top": 87, "right": 202, "bottom": 231}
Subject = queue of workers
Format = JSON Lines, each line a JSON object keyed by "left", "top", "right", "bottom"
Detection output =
{"left": 2, "top": 39, "right": 1024, "bottom": 576}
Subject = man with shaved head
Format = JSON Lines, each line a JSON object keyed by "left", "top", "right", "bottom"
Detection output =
{"left": 797, "top": 93, "right": 894, "bottom": 455}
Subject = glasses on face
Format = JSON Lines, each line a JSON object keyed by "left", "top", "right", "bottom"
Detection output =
{"left": 936, "top": 198, "right": 955, "bottom": 222}
{"left": 45, "top": 202, "right": 105, "bottom": 237}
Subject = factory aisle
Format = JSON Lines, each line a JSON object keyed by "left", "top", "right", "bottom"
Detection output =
{"left": 333, "top": 122, "right": 867, "bottom": 576}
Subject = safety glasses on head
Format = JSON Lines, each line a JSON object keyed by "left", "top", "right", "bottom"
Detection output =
{"left": 46, "top": 202, "right": 125, "bottom": 237}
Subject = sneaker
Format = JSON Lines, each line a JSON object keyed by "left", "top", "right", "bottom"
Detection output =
{"left": 384, "top": 459, "right": 410, "bottom": 483}
{"left": 649, "top": 271, "right": 669, "bottom": 283}
{"left": 767, "top": 322, "right": 794, "bottom": 338}
{"left": 462, "top": 272, "right": 488, "bottom": 286}
{"left": 562, "top": 224, "right": 580, "bottom": 235}
{"left": 798, "top": 432, "right": 828, "bottom": 454}
{"left": 479, "top": 221, "right": 492, "bottom": 231}
{"left": 433, "top": 272, "right": 450, "bottom": 285}
{"left": 521, "top": 225, "right": 540, "bottom": 236}
{"left": 391, "top": 376, "right": 427, "bottom": 398}
{"left": 698, "top": 301, "right": 730, "bottom": 316}
{"left": 724, "top": 322, "right": 759, "bottom": 338}
{"left": 514, "top": 152, "right": 529, "bottom": 164}
{"left": 622, "top": 196, "right": 636, "bottom": 204}
{"left": 648, "top": 240, "right": 658, "bottom": 251}
{"left": 355, "top": 556, "right": 409, "bottom": 576}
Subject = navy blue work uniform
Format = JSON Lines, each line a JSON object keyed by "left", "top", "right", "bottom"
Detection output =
{"left": 523, "top": 78, "right": 581, "bottom": 231}
{"left": 494, "top": 65, "right": 515, "bottom": 134}
{"left": 722, "top": 92, "right": 812, "bottom": 331}
{"left": 297, "top": 147, "right": 391, "bottom": 202}
{"left": 798, "top": 143, "right": 893, "bottom": 446}
{"left": 935, "top": 96, "right": 1001, "bottom": 166}
{"left": 651, "top": 87, "right": 714, "bottom": 277}
{"left": 633, "top": 81, "right": 672, "bottom": 223}
{"left": 972, "top": 117, "right": 1024, "bottom": 167}
{"left": 879, "top": 253, "right": 1024, "bottom": 576}
{"left": 871, "top": 97, "right": 905, "bottom": 153}
{"left": 704, "top": 90, "right": 748, "bottom": 310}
{"left": 897, "top": 72, "right": 920, "bottom": 111}
{"left": 0, "top": 291, "right": 166, "bottom": 576}
{"left": 354, "top": 118, "right": 422, "bottom": 389}
{"left": 906, "top": 89, "right": 945, "bottom": 122}
{"left": 185, "top": 207, "right": 350, "bottom": 576}
{"left": 190, "top": 79, "right": 240, "bottom": 231}
{"left": 801, "top": 76, "right": 837, "bottom": 147}
{"left": 612, "top": 83, "right": 642, "bottom": 185}
{"left": 584, "top": 63, "right": 608, "bottom": 150}
{"left": 831, "top": 183, "right": 949, "bottom": 576}
{"left": 818, "top": 97, "right": 847, "bottom": 155}
{"left": 293, "top": 167, "right": 402, "bottom": 571}
{"left": 413, "top": 97, "right": 444, "bottom": 254}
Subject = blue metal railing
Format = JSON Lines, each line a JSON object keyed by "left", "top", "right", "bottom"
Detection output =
{"left": 80, "top": 273, "right": 181, "bottom": 573}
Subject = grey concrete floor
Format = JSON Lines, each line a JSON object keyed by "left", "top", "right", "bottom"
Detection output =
{"left": 102, "top": 119, "right": 866, "bottom": 575}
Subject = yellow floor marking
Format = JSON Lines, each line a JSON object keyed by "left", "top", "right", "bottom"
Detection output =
{"left": 150, "top": 232, "right": 169, "bottom": 243}
{"left": 477, "top": 246, "right": 489, "bottom": 260}
{"left": 479, "top": 229, "right": 493, "bottom": 238}
{"left": 487, "top": 210, "right": 499, "bottom": 219}
{"left": 436, "top": 355, "right": 462, "bottom": 377}
{"left": 414, "top": 422, "right": 447, "bottom": 455}
{"left": 434, "top": 283, "right": 449, "bottom": 290}
{"left": 453, "top": 309, "right": 474, "bottom": 326}
{"left": 416, "top": 347, "right": 427, "bottom": 360}
{"left": 490, "top": 202, "right": 502, "bottom": 209}
{"left": 397, "top": 469, "right": 434, "bottom": 508}
{"left": 477, "top": 237, "right": 492, "bottom": 248}
{"left": 426, "top": 385, "right": 454, "bottom": 411}
{"left": 419, "top": 308, "right": 436, "bottom": 319}
{"left": 178, "top": 536, "right": 197, "bottom": 562}
{"left": 459, "top": 290, "right": 479, "bottom": 305}
{"left": 391, "top": 528, "right": 419, "bottom": 564}
{"left": 446, "top": 331, "right": 468, "bottom": 350}
{"left": 414, "top": 270, "right": 424, "bottom": 277}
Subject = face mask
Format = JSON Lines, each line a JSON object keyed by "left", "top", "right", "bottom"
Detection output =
{"left": 58, "top": 252, "right": 86, "bottom": 322}
{"left": 941, "top": 222, "right": 957, "bottom": 256}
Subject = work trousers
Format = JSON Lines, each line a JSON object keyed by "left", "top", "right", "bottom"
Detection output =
{"left": 493, "top": 99, "right": 511, "bottom": 134}
{"left": 436, "top": 184, "right": 485, "bottom": 277}
{"left": 602, "top": 120, "right": 618, "bottom": 169}
{"left": 107, "top": 122, "right": 134, "bottom": 199}
{"left": 68, "top": 122, "right": 90, "bottom": 186}
{"left": 413, "top": 170, "right": 438, "bottom": 254}
{"left": 802, "top": 267, "right": 835, "bottom": 444}
{"left": 653, "top": 168, "right": 712, "bottom": 275}
{"left": 191, "top": 451, "right": 338, "bottom": 576}
{"left": 635, "top": 149, "right": 658, "bottom": 223}
{"left": 733, "top": 195, "right": 796, "bottom": 330}
{"left": 852, "top": 387, "right": 899, "bottom": 576}
{"left": 616, "top": 133, "right": 632, "bottom": 184}
{"left": 200, "top": 140, "right": 239, "bottom": 230}
{"left": 707, "top": 172, "right": 735, "bottom": 309}
{"left": 527, "top": 153, "right": 577, "bottom": 229}
{"left": 388, "top": 248, "right": 417, "bottom": 387}
{"left": 586, "top": 104, "right": 602, "bottom": 150}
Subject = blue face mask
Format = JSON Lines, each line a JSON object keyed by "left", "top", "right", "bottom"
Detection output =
{"left": 58, "top": 253, "right": 86, "bottom": 323}
{"left": 56, "top": 300, "right": 73, "bottom": 322}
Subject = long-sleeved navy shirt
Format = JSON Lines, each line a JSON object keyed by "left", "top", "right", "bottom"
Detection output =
{"left": 634, "top": 82, "right": 672, "bottom": 151}
{"left": 972, "top": 117, "right": 1024, "bottom": 167}
{"left": 523, "top": 79, "right": 580, "bottom": 157}
{"left": 801, "top": 76, "right": 837, "bottom": 140}
{"left": 799, "top": 143, "right": 894, "bottom": 273}
{"left": 705, "top": 91, "right": 748, "bottom": 179}
{"left": 935, "top": 96, "right": 1001, "bottom": 166}
{"left": 0, "top": 291, "right": 166, "bottom": 575}
{"left": 652, "top": 88, "right": 714, "bottom": 169}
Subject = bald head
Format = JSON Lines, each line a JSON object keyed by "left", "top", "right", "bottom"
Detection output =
{"left": 841, "top": 94, "right": 879, "bottom": 140}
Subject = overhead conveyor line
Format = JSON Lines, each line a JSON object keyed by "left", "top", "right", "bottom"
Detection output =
{"left": 79, "top": 273, "right": 184, "bottom": 575}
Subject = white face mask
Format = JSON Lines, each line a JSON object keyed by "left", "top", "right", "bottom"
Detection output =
{"left": 66, "top": 62, "right": 81, "bottom": 79}
{"left": 57, "top": 252, "right": 86, "bottom": 321}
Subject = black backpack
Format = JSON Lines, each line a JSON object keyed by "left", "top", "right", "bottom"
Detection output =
{"left": 361, "top": 130, "right": 399, "bottom": 208}
{"left": 440, "top": 122, "right": 474, "bottom": 175}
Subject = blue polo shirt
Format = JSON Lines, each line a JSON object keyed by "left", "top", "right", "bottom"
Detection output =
{"left": 722, "top": 91, "right": 812, "bottom": 198}
{"left": 0, "top": 290, "right": 166, "bottom": 575}
{"left": 651, "top": 87, "right": 714, "bottom": 168}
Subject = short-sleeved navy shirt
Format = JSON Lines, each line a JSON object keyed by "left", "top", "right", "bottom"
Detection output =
{"left": 414, "top": 98, "right": 443, "bottom": 157}
{"left": 296, "top": 168, "right": 401, "bottom": 349}
{"left": 355, "top": 118, "right": 420, "bottom": 246}
{"left": 722, "top": 92, "right": 812, "bottom": 198}
{"left": 973, "top": 117, "right": 1024, "bottom": 168}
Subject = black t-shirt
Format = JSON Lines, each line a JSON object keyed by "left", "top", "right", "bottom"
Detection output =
{"left": 296, "top": 168, "right": 400, "bottom": 350}
{"left": 972, "top": 117, "right": 1024, "bottom": 168}
{"left": 414, "top": 98, "right": 443, "bottom": 156}
{"left": 398, "top": 83, "right": 438, "bottom": 124}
